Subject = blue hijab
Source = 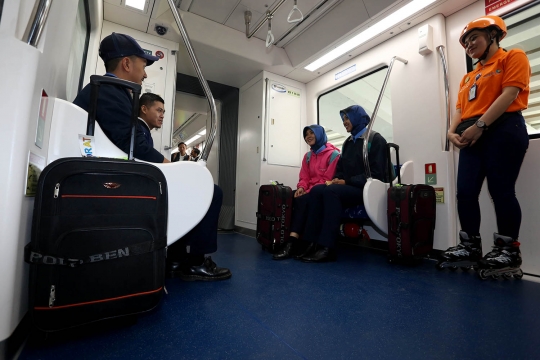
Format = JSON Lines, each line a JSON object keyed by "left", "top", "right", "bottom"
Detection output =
{"left": 303, "top": 124, "right": 327, "bottom": 154}
{"left": 340, "top": 105, "right": 370, "bottom": 140}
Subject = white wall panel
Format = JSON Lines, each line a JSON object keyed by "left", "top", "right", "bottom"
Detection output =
{"left": 0, "top": 0, "right": 80, "bottom": 344}
{"left": 236, "top": 71, "right": 307, "bottom": 230}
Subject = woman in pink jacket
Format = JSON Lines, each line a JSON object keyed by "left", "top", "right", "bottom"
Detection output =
{"left": 273, "top": 124, "right": 340, "bottom": 260}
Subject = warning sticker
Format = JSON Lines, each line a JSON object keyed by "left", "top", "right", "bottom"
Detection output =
{"left": 434, "top": 187, "right": 444, "bottom": 204}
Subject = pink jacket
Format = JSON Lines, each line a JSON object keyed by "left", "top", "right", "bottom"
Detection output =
{"left": 297, "top": 143, "right": 340, "bottom": 193}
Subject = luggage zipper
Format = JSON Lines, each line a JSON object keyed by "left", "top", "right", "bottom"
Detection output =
{"left": 54, "top": 183, "right": 60, "bottom": 198}
{"left": 159, "top": 182, "right": 162, "bottom": 195}
{"left": 49, "top": 285, "right": 56, "bottom": 308}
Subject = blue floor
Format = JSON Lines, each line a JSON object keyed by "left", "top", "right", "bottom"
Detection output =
{"left": 20, "top": 233, "right": 540, "bottom": 359}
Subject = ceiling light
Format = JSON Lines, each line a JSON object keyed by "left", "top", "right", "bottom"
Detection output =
{"left": 198, "top": 129, "right": 207, "bottom": 136}
{"left": 185, "top": 134, "right": 201, "bottom": 145}
{"left": 125, "top": 0, "right": 146, "bottom": 11}
{"left": 304, "top": 0, "right": 437, "bottom": 71}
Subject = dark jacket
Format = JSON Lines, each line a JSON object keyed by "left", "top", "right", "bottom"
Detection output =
{"left": 73, "top": 78, "right": 164, "bottom": 163}
{"left": 334, "top": 132, "right": 388, "bottom": 189}
{"left": 171, "top": 153, "right": 190, "bottom": 162}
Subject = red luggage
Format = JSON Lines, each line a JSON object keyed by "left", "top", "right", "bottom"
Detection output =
{"left": 386, "top": 143, "right": 436, "bottom": 263}
{"left": 256, "top": 184, "right": 293, "bottom": 253}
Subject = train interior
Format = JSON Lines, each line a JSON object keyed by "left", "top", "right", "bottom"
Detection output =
{"left": 2, "top": 0, "right": 540, "bottom": 358}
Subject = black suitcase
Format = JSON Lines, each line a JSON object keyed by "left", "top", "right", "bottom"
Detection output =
{"left": 24, "top": 75, "right": 168, "bottom": 331}
{"left": 386, "top": 143, "right": 436, "bottom": 263}
{"left": 256, "top": 184, "right": 293, "bottom": 253}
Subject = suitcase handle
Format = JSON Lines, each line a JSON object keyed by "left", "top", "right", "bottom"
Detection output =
{"left": 88, "top": 75, "right": 142, "bottom": 161}
{"left": 387, "top": 143, "right": 401, "bottom": 185}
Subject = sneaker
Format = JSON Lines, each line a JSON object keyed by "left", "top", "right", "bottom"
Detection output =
{"left": 180, "top": 256, "right": 232, "bottom": 281}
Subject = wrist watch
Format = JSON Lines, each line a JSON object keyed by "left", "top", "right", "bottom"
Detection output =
{"left": 475, "top": 119, "right": 488, "bottom": 130}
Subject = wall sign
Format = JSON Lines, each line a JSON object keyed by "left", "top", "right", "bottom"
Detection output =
{"left": 335, "top": 64, "right": 356, "bottom": 81}
{"left": 485, "top": 0, "right": 533, "bottom": 15}
{"left": 35, "top": 90, "right": 48, "bottom": 149}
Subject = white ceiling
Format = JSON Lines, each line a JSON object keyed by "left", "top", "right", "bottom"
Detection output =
{"left": 102, "top": 0, "right": 476, "bottom": 88}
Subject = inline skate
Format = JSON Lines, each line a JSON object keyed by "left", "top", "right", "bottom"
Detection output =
{"left": 477, "top": 233, "right": 523, "bottom": 280}
{"left": 436, "top": 231, "right": 482, "bottom": 271}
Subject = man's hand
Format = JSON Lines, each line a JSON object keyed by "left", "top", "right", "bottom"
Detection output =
{"left": 295, "top": 187, "right": 305, "bottom": 198}
{"left": 163, "top": 158, "right": 170, "bottom": 163}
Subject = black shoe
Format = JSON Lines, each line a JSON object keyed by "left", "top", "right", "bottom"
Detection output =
{"left": 301, "top": 247, "right": 336, "bottom": 263}
{"left": 273, "top": 243, "right": 294, "bottom": 260}
{"left": 166, "top": 261, "right": 183, "bottom": 279}
{"left": 294, "top": 242, "right": 316, "bottom": 260}
{"left": 180, "top": 256, "right": 232, "bottom": 281}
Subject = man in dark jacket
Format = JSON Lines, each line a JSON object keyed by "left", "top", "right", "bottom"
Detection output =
{"left": 73, "top": 32, "right": 167, "bottom": 163}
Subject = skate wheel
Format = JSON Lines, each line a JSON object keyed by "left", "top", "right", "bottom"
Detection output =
{"left": 436, "top": 263, "right": 444, "bottom": 270}
{"left": 504, "top": 273, "right": 512, "bottom": 279}
{"left": 491, "top": 274, "right": 500, "bottom": 279}
{"left": 514, "top": 269, "right": 523, "bottom": 279}
{"left": 460, "top": 266, "right": 472, "bottom": 272}
{"left": 478, "top": 269, "right": 488, "bottom": 280}
{"left": 449, "top": 266, "right": 458, "bottom": 271}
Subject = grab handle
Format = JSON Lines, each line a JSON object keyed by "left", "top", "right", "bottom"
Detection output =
{"left": 287, "top": 0, "right": 304, "bottom": 23}
{"left": 387, "top": 143, "right": 400, "bottom": 185}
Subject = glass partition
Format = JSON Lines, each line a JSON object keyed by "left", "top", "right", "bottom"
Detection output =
{"left": 502, "top": 2, "right": 540, "bottom": 137}
{"left": 66, "top": 0, "right": 90, "bottom": 101}
{"left": 317, "top": 67, "right": 393, "bottom": 150}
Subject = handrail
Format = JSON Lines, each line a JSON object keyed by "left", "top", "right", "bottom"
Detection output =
{"left": 437, "top": 45, "right": 451, "bottom": 152}
{"left": 24, "top": 0, "right": 53, "bottom": 47}
{"left": 245, "top": 0, "right": 287, "bottom": 39}
{"left": 363, "top": 56, "right": 408, "bottom": 179}
{"left": 167, "top": 0, "right": 217, "bottom": 162}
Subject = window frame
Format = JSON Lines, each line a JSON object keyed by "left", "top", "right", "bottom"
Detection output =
{"left": 316, "top": 66, "right": 389, "bottom": 124}
{"left": 77, "top": 0, "right": 91, "bottom": 94}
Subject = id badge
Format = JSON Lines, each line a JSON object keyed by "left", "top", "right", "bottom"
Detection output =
{"left": 468, "top": 84, "right": 477, "bottom": 101}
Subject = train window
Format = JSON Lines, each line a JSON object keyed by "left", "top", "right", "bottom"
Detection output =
{"left": 66, "top": 0, "right": 90, "bottom": 101}
{"left": 502, "top": 2, "right": 540, "bottom": 138}
{"left": 317, "top": 67, "right": 393, "bottom": 150}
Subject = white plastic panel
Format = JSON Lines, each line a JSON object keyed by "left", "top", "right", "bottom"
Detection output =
{"left": 267, "top": 81, "right": 301, "bottom": 167}
{"left": 48, "top": 99, "right": 213, "bottom": 245}
{"left": 235, "top": 79, "right": 263, "bottom": 228}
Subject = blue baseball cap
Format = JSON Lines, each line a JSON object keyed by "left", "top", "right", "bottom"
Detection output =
{"left": 99, "top": 33, "right": 160, "bottom": 66}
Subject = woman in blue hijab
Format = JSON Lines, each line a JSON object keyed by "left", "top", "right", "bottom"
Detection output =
{"left": 297, "top": 105, "right": 388, "bottom": 262}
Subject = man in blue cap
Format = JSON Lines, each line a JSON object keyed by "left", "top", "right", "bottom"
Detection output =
{"left": 74, "top": 33, "right": 231, "bottom": 281}
{"left": 73, "top": 32, "right": 167, "bottom": 163}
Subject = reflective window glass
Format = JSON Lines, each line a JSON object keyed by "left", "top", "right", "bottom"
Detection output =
{"left": 318, "top": 67, "right": 393, "bottom": 150}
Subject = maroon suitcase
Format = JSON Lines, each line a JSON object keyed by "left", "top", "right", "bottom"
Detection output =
{"left": 256, "top": 184, "right": 293, "bottom": 253}
{"left": 386, "top": 143, "right": 436, "bottom": 263}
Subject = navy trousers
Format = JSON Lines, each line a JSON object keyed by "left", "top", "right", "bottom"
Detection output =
{"left": 290, "top": 193, "right": 311, "bottom": 234}
{"left": 168, "top": 184, "right": 223, "bottom": 259}
{"left": 302, "top": 184, "right": 364, "bottom": 248}
{"left": 457, "top": 113, "right": 529, "bottom": 239}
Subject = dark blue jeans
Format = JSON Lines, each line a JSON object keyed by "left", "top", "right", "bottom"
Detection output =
{"left": 302, "top": 184, "right": 364, "bottom": 248}
{"left": 290, "top": 192, "right": 311, "bottom": 234}
{"left": 457, "top": 113, "right": 529, "bottom": 239}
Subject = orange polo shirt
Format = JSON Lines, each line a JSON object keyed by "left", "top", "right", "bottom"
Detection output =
{"left": 456, "top": 48, "right": 530, "bottom": 120}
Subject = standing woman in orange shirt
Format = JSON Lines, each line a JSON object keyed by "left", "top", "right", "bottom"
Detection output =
{"left": 438, "top": 16, "right": 531, "bottom": 279}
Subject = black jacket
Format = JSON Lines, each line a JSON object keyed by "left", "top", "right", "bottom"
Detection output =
{"left": 73, "top": 79, "right": 164, "bottom": 163}
{"left": 334, "top": 132, "right": 388, "bottom": 189}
